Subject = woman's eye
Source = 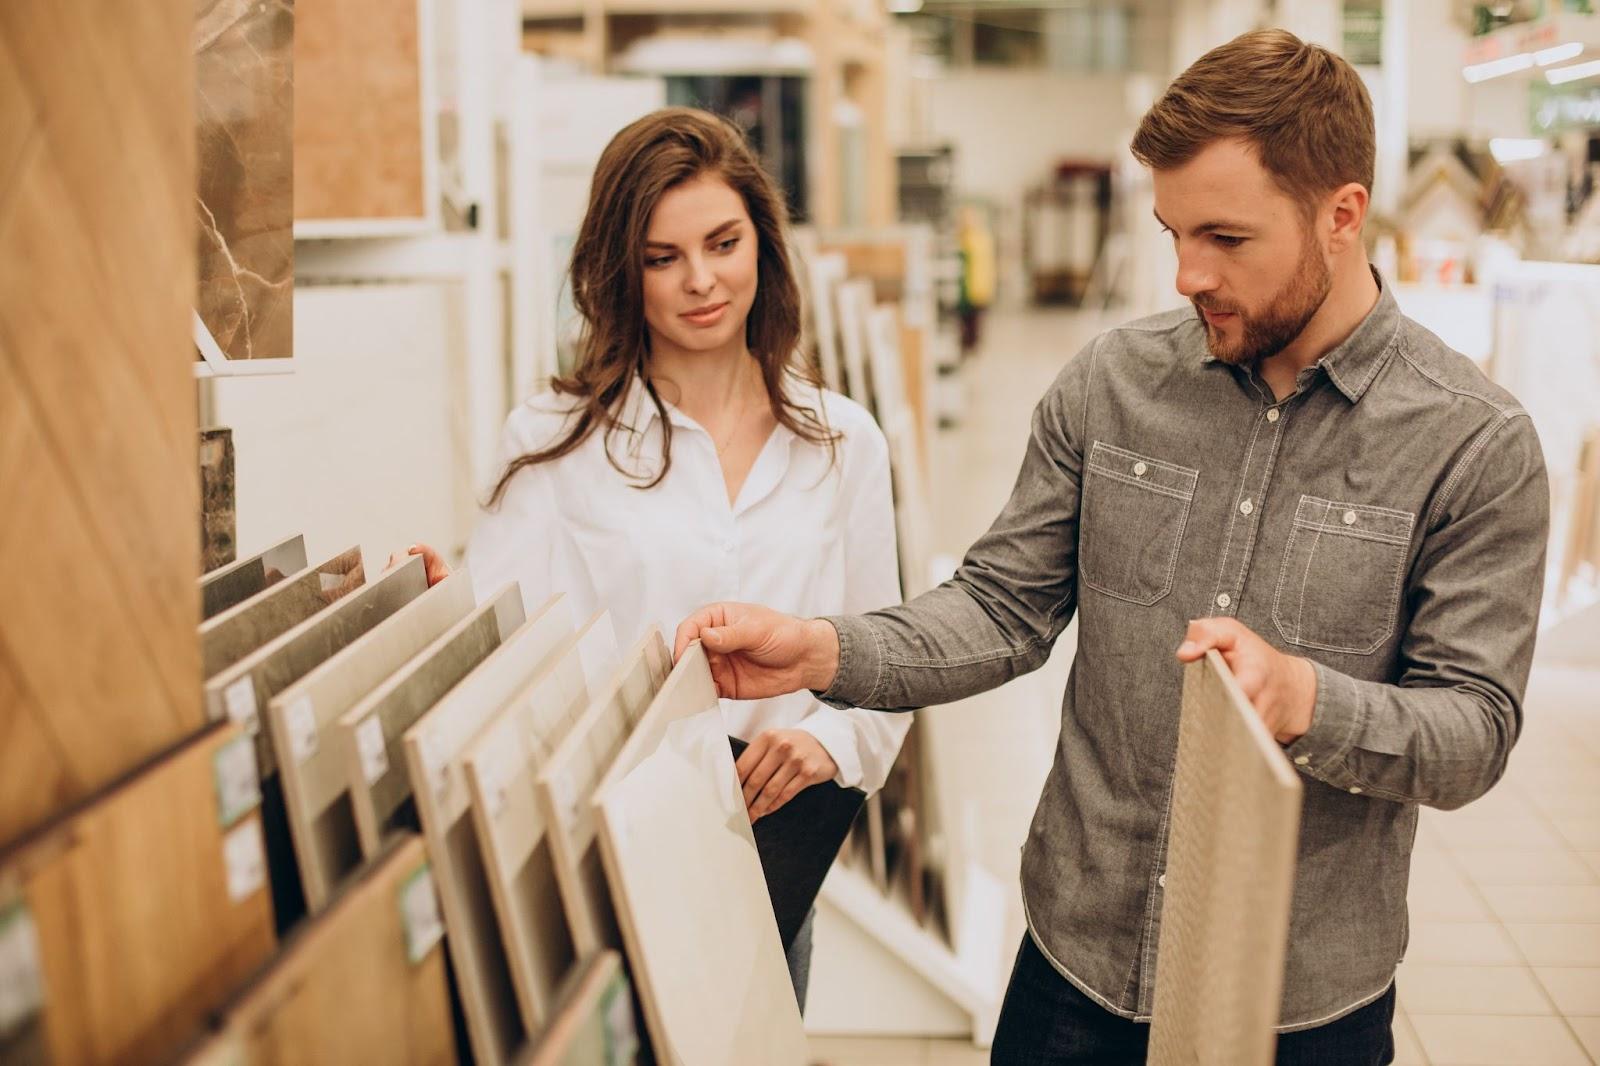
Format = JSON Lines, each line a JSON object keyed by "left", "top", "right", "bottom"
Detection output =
{"left": 715, "top": 237, "right": 740, "bottom": 252}
{"left": 646, "top": 255, "right": 675, "bottom": 268}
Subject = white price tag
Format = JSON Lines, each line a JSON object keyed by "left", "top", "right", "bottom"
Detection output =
{"left": 223, "top": 676, "right": 259, "bottom": 737}
{"left": 399, "top": 865, "right": 444, "bottom": 964}
{"left": 420, "top": 733, "right": 450, "bottom": 806}
{"left": 0, "top": 903, "right": 45, "bottom": 1037}
{"left": 223, "top": 820, "right": 267, "bottom": 903}
{"left": 356, "top": 717, "right": 389, "bottom": 785}
{"left": 285, "top": 694, "right": 319, "bottom": 765}
{"left": 212, "top": 735, "right": 262, "bottom": 828}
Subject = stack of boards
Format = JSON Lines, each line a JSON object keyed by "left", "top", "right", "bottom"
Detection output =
{"left": 0, "top": 534, "right": 814, "bottom": 1065}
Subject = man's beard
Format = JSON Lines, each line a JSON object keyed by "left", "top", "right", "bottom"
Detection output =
{"left": 1194, "top": 234, "right": 1332, "bottom": 368}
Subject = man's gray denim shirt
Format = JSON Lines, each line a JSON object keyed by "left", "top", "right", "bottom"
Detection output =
{"left": 820, "top": 276, "right": 1549, "bottom": 1031}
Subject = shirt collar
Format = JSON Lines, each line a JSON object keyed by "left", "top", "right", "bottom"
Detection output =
{"left": 615, "top": 367, "right": 811, "bottom": 446}
{"left": 1200, "top": 267, "right": 1402, "bottom": 404}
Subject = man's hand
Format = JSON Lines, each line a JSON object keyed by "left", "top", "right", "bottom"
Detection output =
{"left": 737, "top": 729, "right": 839, "bottom": 821}
{"left": 674, "top": 603, "right": 840, "bottom": 701}
{"left": 1176, "top": 618, "right": 1317, "bottom": 744}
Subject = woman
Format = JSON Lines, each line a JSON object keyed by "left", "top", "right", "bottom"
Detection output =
{"left": 402, "top": 107, "right": 906, "bottom": 1009}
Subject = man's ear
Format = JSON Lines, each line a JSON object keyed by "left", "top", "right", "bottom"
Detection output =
{"left": 1325, "top": 182, "right": 1369, "bottom": 254}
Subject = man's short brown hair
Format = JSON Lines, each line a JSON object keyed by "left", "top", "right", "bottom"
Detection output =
{"left": 1131, "top": 29, "right": 1375, "bottom": 211}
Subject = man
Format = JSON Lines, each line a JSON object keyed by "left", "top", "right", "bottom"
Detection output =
{"left": 676, "top": 28, "right": 1549, "bottom": 1066}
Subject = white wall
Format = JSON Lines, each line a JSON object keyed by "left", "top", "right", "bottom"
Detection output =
{"left": 208, "top": 282, "right": 480, "bottom": 579}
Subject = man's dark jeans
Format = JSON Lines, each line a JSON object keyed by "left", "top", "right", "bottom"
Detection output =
{"left": 991, "top": 932, "right": 1396, "bottom": 1066}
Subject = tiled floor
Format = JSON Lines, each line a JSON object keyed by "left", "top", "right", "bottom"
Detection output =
{"left": 806, "top": 308, "right": 1600, "bottom": 1065}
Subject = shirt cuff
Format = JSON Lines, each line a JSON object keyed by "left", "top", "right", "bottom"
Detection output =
{"left": 793, "top": 706, "right": 865, "bottom": 790}
{"left": 1282, "top": 660, "right": 1366, "bottom": 793}
{"left": 813, "top": 614, "right": 882, "bottom": 710}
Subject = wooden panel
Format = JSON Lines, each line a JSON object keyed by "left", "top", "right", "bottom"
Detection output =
{"left": 1148, "top": 652, "right": 1303, "bottom": 1066}
{"left": 805, "top": 254, "right": 849, "bottom": 396}
{"left": 0, "top": 722, "right": 276, "bottom": 1066}
{"left": 200, "top": 548, "right": 365, "bottom": 680}
{"left": 403, "top": 593, "right": 580, "bottom": 1066}
{"left": 465, "top": 612, "right": 619, "bottom": 1030}
{"left": 593, "top": 643, "right": 808, "bottom": 1066}
{"left": 195, "top": 0, "right": 293, "bottom": 362}
{"left": 178, "top": 835, "right": 454, "bottom": 1066}
{"left": 199, "top": 534, "right": 308, "bottom": 621}
{"left": 340, "top": 587, "right": 549, "bottom": 861}
{"left": 834, "top": 278, "right": 875, "bottom": 410}
{"left": 294, "top": 0, "right": 427, "bottom": 221}
{"left": 522, "top": 951, "right": 642, "bottom": 1066}
{"left": 536, "top": 628, "right": 672, "bottom": 956}
{"left": 0, "top": 0, "right": 199, "bottom": 850}
{"left": 266, "top": 572, "right": 476, "bottom": 914}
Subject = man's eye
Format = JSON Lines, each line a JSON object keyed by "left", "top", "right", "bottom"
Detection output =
{"left": 1214, "top": 235, "right": 1245, "bottom": 248}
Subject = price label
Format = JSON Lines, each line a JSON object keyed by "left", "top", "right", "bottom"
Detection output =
{"left": 223, "top": 676, "right": 259, "bottom": 737}
{"left": 356, "top": 718, "right": 389, "bottom": 785}
{"left": 223, "top": 820, "right": 267, "bottom": 903}
{"left": 398, "top": 865, "right": 444, "bottom": 964}
{"left": 285, "top": 694, "right": 319, "bottom": 765}
{"left": 0, "top": 903, "right": 45, "bottom": 1038}
{"left": 420, "top": 733, "right": 450, "bottom": 807}
{"left": 212, "top": 734, "right": 262, "bottom": 829}
{"left": 601, "top": 969, "right": 639, "bottom": 1064}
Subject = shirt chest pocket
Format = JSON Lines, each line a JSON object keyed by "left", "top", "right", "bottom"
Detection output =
{"left": 1079, "top": 441, "right": 1199, "bottom": 606}
{"left": 1272, "top": 496, "right": 1416, "bottom": 655}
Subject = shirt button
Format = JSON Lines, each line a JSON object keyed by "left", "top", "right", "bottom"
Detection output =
{"left": 1239, "top": 500, "right": 1254, "bottom": 516}
{"left": 1293, "top": 756, "right": 1309, "bottom": 766}
{"left": 1343, "top": 510, "right": 1358, "bottom": 526}
{"left": 1133, "top": 462, "right": 1148, "bottom": 477}
{"left": 1266, "top": 409, "right": 1281, "bottom": 423}
{"left": 1216, "top": 593, "right": 1232, "bottom": 609}
{"left": 1158, "top": 874, "right": 1167, "bottom": 888}
{"left": 1349, "top": 786, "right": 1364, "bottom": 795}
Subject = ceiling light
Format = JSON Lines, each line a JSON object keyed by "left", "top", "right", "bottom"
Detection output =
{"left": 1464, "top": 53, "right": 1534, "bottom": 82}
{"left": 1490, "top": 138, "right": 1548, "bottom": 163}
{"left": 1546, "top": 57, "right": 1600, "bottom": 84}
{"left": 1535, "top": 42, "right": 1584, "bottom": 66}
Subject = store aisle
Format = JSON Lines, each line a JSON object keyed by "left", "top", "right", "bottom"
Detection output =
{"left": 809, "top": 307, "right": 1600, "bottom": 1066}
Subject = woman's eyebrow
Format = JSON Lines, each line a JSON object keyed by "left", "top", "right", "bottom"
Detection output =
{"left": 645, "top": 219, "right": 743, "bottom": 249}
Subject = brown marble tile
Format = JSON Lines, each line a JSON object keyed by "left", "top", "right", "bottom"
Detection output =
{"left": 194, "top": 0, "right": 293, "bottom": 361}
{"left": 199, "top": 427, "right": 235, "bottom": 572}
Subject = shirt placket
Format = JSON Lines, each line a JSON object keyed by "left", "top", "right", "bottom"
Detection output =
{"left": 1206, "top": 375, "right": 1292, "bottom": 620}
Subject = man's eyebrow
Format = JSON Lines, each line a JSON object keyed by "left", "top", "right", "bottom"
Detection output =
{"left": 1152, "top": 209, "right": 1257, "bottom": 236}
{"left": 645, "top": 219, "right": 743, "bottom": 249}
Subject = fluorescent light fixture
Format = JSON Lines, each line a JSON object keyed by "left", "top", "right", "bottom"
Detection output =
{"left": 1490, "top": 137, "right": 1548, "bottom": 163}
{"left": 1464, "top": 52, "right": 1534, "bottom": 82}
{"left": 1535, "top": 42, "right": 1584, "bottom": 66}
{"left": 887, "top": 0, "right": 922, "bottom": 10}
{"left": 1546, "top": 57, "right": 1600, "bottom": 84}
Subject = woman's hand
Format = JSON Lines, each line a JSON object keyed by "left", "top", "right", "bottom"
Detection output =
{"left": 736, "top": 729, "right": 839, "bottom": 821}
{"left": 385, "top": 543, "right": 452, "bottom": 587}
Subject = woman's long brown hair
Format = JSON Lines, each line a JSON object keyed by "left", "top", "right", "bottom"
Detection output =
{"left": 487, "top": 107, "right": 838, "bottom": 507}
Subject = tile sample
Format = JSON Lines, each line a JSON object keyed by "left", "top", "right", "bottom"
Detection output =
{"left": 1148, "top": 652, "right": 1303, "bottom": 1066}
{"left": 194, "top": 0, "right": 293, "bottom": 362}
{"left": 175, "top": 835, "right": 453, "bottom": 1066}
{"left": 266, "top": 571, "right": 476, "bottom": 913}
{"left": 593, "top": 643, "right": 808, "bottom": 1066}
{"left": 401, "top": 590, "right": 579, "bottom": 1066}
{"left": 294, "top": 0, "right": 427, "bottom": 222}
{"left": 199, "top": 546, "right": 364, "bottom": 680}
{"left": 340, "top": 588, "right": 552, "bottom": 861}
{"left": 537, "top": 628, "right": 673, "bottom": 956}
{"left": 199, "top": 534, "right": 307, "bottom": 620}
{"left": 0, "top": 722, "right": 275, "bottom": 1065}
{"left": 524, "top": 951, "right": 642, "bottom": 1066}
{"left": 0, "top": 0, "right": 202, "bottom": 850}
{"left": 465, "top": 611, "right": 619, "bottom": 1030}
{"left": 199, "top": 428, "right": 236, "bottom": 572}
{"left": 200, "top": 555, "right": 427, "bottom": 933}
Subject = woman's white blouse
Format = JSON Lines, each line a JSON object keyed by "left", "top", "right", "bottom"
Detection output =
{"left": 464, "top": 373, "right": 910, "bottom": 793}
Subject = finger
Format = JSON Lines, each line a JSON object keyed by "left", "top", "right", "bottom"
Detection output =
{"left": 1177, "top": 618, "right": 1240, "bottom": 661}
{"left": 735, "top": 733, "right": 772, "bottom": 784}
{"left": 385, "top": 551, "right": 405, "bottom": 572}
{"left": 741, "top": 742, "right": 790, "bottom": 809}
{"left": 757, "top": 772, "right": 810, "bottom": 820}
{"left": 700, "top": 620, "right": 754, "bottom": 655}
{"left": 674, "top": 605, "right": 725, "bottom": 662}
{"left": 705, "top": 651, "right": 739, "bottom": 699}
{"left": 751, "top": 761, "right": 803, "bottom": 819}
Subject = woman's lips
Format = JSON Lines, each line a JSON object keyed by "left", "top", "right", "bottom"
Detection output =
{"left": 681, "top": 302, "right": 729, "bottom": 328}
